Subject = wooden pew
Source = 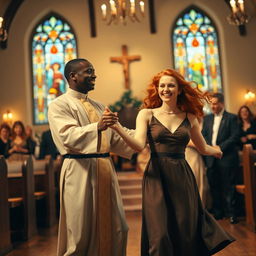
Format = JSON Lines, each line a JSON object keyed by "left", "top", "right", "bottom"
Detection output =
{"left": 7, "top": 156, "right": 38, "bottom": 240}
{"left": 0, "top": 156, "right": 12, "bottom": 255}
{"left": 33, "top": 158, "right": 57, "bottom": 227}
{"left": 236, "top": 144, "right": 256, "bottom": 232}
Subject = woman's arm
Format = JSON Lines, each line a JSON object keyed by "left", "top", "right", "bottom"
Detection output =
{"left": 110, "top": 108, "right": 150, "bottom": 152}
{"left": 189, "top": 115, "right": 222, "bottom": 158}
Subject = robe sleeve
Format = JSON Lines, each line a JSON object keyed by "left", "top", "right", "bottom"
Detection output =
{"left": 48, "top": 98, "right": 99, "bottom": 155}
{"left": 110, "top": 127, "right": 135, "bottom": 159}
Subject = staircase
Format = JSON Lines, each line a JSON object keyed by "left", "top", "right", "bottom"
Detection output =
{"left": 117, "top": 172, "right": 143, "bottom": 211}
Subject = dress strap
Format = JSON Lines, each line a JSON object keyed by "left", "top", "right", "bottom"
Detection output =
{"left": 149, "top": 109, "right": 154, "bottom": 125}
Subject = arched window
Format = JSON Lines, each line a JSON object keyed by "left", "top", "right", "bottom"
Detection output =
{"left": 31, "top": 13, "right": 77, "bottom": 125}
{"left": 172, "top": 7, "right": 222, "bottom": 93}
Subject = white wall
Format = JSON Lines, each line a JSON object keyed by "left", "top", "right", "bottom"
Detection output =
{"left": 0, "top": 0, "right": 255, "bottom": 133}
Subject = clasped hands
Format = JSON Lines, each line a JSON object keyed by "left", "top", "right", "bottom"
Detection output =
{"left": 97, "top": 107, "right": 120, "bottom": 132}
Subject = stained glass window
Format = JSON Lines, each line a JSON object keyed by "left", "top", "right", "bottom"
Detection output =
{"left": 31, "top": 14, "right": 77, "bottom": 124}
{"left": 172, "top": 7, "right": 222, "bottom": 93}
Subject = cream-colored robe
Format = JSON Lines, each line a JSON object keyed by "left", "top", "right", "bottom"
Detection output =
{"left": 185, "top": 146, "right": 209, "bottom": 207}
{"left": 48, "top": 88, "right": 134, "bottom": 256}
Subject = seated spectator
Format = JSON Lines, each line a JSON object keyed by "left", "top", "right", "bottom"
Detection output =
{"left": 8, "top": 121, "right": 33, "bottom": 161}
{"left": 39, "top": 129, "right": 59, "bottom": 159}
{"left": 0, "top": 123, "right": 11, "bottom": 158}
{"left": 25, "top": 125, "right": 37, "bottom": 154}
{"left": 238, "top": 105, "right": 256, "bottom": 149}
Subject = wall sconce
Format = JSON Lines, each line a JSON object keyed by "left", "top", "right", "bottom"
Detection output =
{"left": 0, "top": 17, "right": 8, "bottom": 42}
{"left": 244, "top": 90, "right": 255, "bottom": 105}
{"left": 2, "top": 110, "right": 13, "bottom": 124}
{"left": 101, "top": 0, "right": 145, "bottom": 25}
{"left": 227, "top": 0, "right": 249, "bottom": 26}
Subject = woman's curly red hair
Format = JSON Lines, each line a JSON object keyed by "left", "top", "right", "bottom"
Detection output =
{"left": 142, "top": 69, "right": 210, "bottom": 118}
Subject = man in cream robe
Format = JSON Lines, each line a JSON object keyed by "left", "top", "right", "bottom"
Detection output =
{"left": 48, "top": 59, "right": 134, "bottom": 256}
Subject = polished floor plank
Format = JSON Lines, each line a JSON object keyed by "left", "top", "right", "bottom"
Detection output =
{"left": 6, "top": 213, "right": 256, "bottom": 256}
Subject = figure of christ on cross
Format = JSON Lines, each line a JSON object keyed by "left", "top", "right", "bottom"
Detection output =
{"left": 110, "top": 45, "right": 141, "bottom": 90}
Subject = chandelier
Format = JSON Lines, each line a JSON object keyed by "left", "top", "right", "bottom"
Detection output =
{"left": 101, "top": 0, "right": 145, "bottom": 25}
{"left": 227, "top": 0, "right": 249, "bottom": 26}
{"left": 0, "top": 17, "right": 7, "bottom": 42}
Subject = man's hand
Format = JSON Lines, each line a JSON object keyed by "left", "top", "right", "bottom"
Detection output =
{"left": 97, "top": 107, "right": 118, "bottom": 131}
{"left": 241, "top": 136, "right": 247, "bottom": 143}
{"left": 212, "top": 145, "right": 223, "bottom": 159}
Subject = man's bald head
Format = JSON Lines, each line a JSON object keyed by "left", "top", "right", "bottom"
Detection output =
{"left": 64, "top": 58, "right": 90, "bottom": 81}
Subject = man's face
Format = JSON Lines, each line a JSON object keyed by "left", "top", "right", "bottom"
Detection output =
{"left": 72, "top": 61, "right": 97, "bottom": 94}
{"left": 210, "top": 97, "right": 224, "bottom": 115}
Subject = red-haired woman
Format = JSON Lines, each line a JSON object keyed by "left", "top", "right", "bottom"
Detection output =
{"left": 8, "top": 121, "right": 32, "bottom": 161}
{"left": 108, "top": 69, "right": 234, "bottom": 255}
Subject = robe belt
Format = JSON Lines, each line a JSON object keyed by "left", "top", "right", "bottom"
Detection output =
{"left": 151, "top": 152, "right": 185, "bottom": 159}
{"left": 62, "top": 153, "right": 110, "bottom": 159}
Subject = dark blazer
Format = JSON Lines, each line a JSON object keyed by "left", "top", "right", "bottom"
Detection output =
{"left": 202, "top": 110, "right": 240, "bottom": 168}
{"left": 39, "top": 130, "right": 59, "bottom": 159}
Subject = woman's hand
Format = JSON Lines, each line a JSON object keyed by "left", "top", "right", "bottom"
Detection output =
{"left": 98, "top": 107, "right": 119, "bottom": 131}
{"left": 110, "top": 121, "right": 122, "bottom": 131}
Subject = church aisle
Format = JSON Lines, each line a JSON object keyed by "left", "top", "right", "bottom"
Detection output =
{"left": 5, "top": 213, "right": 256, "bottom": 256}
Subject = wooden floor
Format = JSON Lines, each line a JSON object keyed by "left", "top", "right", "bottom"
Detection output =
{"left": 6, "top": 212, "right": 256, "bottom": 256}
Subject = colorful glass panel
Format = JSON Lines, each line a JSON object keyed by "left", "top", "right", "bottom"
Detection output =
{"left": 173, "top": 8, "right": 222, "bottom": 93}
{"left": 31, "top": 14, "right": 77, "bottom": 124}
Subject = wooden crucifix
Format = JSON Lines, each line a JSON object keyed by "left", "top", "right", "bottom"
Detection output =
{"left": 110, "top": 45, "right": 141, "bottom": 90}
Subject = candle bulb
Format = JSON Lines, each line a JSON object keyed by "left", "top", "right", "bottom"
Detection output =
{"left": 110, "top": 0, "right": 115, "bottom": 12}
{"left": 109, "top": 0, "right": 117, "bottom": 15}
{"left": 0, "top": 17, "right": 3, "bottom": 29}
{"left": 230, "top": 0, "right": 237, "bottom": 13}
{"left": 130, "top": 0, "right": 135, "bottom": 14}
{"left": 238, "top": 0, "right": 244, "bottom": 13}
{"left": 101, "top": 4, "right": 107, "bottom": 19}
{"left": 139, "top": 1, "right": 144, "bottom": 14}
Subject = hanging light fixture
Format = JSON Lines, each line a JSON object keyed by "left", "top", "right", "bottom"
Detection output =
{"left": 227, "top": 0, "right": 249, "bottom": 26}
{"left": 101, "top": 0, "right": 145, "bottom": 25}
{"left": 0, "top": 17, "right": 8, "bottom": 42}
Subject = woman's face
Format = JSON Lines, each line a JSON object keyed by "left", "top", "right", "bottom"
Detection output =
{"left": 240, "top": 107, "right": 249, "bottom": 120}
{"left": 0, "top": 128, "right": 9, "bottom": 140}
{"left": 14, "top": 124, "right": 23, "bottom": 136}
{"left": 158, "top": 75, "right": 179, "bottom": 103}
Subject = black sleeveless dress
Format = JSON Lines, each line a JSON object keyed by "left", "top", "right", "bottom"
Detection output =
{"left": 141, "top": 115, "right": 234, "bottom": 256}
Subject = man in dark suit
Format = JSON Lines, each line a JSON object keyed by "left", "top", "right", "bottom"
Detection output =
{"left": 202, "top": 93, "right": 239, "bottom": 224}
{"left": 39, "top": 129, "right": 59, "bottom": 159}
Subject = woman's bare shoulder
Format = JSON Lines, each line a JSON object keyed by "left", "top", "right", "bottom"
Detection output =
{"left": 187, "top": 113, "right": 198, "bottom": 127}
{"left": 138, "top": 108, "right": 153, "bottom": 120}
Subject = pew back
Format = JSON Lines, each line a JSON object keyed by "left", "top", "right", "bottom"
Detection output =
{"left": 242, "top": 144, "right": 256, "bottom": 232}
{"left": 0, "top": 156, "right": 12, "bottom": 255}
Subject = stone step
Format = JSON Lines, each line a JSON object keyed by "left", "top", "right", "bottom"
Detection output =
{"left": 118, "top": 175, "right": 142, "bottom": 186}
{"left": 122, "top": 194, "right": 142, "bottom": 206}
{"left": 120, "top": 185, "right": 142, "bottom": 195}
{"left": 117, "top": 172, "right": 143, "bottom": 211}
{"left": 124, "top": 204, "right": 142, "bottom": 211}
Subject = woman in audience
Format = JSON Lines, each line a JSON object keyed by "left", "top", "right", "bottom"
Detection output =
{"left": 0, "top": 123, "right": 11, "bottom": 158}
{"left": 8, "top": 121, "right": 32, "bottom": 161}
{"left": 238, "top": 105, "right": 256, "bottom": 149}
